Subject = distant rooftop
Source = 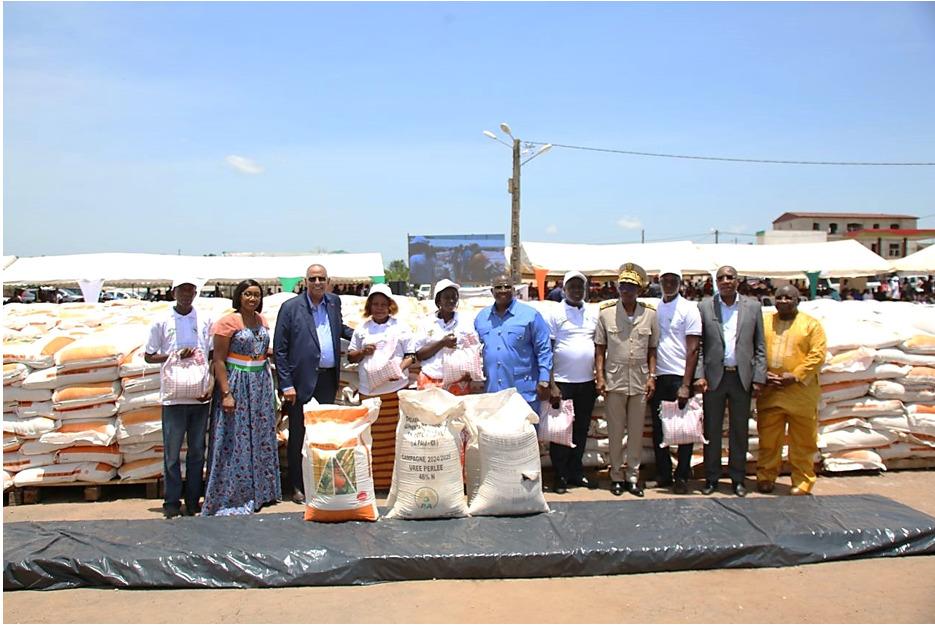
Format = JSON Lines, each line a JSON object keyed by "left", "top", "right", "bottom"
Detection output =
{"left": 773, "top": 212, "right": 918, "bottom": 224}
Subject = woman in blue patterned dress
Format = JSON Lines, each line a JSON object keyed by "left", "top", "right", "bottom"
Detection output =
{"left": 202, "top": 279, "right": 282, "bottom": 516}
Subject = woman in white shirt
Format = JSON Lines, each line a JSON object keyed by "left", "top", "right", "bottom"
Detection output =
{"left": 347, "top": 283, "right": 414, "bottom": 489}
{"left": 414, "top": 279, "right": 479, "bottom": 396}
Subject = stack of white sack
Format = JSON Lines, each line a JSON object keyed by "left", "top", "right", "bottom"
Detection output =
{"left": 9, "top": 327, "right": 150, "bottom": 487}
{"left": 3, "top": 299, "right": 235, "bottom": 489}
{"left": 800, "top": 300, "right": 935, "bottom": 472}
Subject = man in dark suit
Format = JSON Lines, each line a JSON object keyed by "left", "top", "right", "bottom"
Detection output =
{"left": 694, "top": 265, "right": 766, "bottom": 497}
{"left": 274, "top": 264, "right": 353, "bottom": 503}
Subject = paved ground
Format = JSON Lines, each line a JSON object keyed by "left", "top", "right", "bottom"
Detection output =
{"left": 4, "top": 470, "right": 935, "bottom": 623}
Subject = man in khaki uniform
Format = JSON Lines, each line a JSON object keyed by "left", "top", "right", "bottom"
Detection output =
{"left": 595, "top": 263, "right": 658, "bottom": 497}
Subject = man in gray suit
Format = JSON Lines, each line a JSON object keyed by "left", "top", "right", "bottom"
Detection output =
{"left": 694, "top": 265, "right": 766, "bottom": 497}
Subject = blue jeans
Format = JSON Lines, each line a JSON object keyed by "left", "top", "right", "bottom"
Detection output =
{"left": 162, "top": 403, "right": 209, "bottom": 510}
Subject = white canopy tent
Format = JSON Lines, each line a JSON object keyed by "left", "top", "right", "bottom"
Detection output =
{"left": 516, "top": 241, "right": 717, "bottom": 278}
{"left": 2, "top": 252, "right": 385, "bottom": 287}
{"left": 890, "top": 245, "right": 935, "bottom": 274}
{"left": 696, "top": 240, "right": 893, "bottom": 279}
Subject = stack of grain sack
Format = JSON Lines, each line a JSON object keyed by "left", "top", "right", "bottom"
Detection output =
{"left": 799, "top": 299, "right": 935, "bottom": 472}
{"left": 2, "top": 298, "right": 234, "bottom": 490}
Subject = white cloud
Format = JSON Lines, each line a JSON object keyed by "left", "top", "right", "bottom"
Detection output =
{"left": 616, "top": 216, "right": 642, "bottom": 230}
{"left": 225, "top": 155, "right": 265, "bottom": 175}
{"left": 545, "top": 224, "right": 558, "bottom": 234}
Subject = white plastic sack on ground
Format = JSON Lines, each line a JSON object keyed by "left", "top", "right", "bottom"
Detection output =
{"left": 118, "top": 346, "right": 163, "bottom": 378}
{"left": 301, "top": 399, "right": 381, "bottom": 522}
{"left": 79, "top": 462, "right": 118, "bottom": 483}
{"left": 902, "top": 367, "right": 935, "bottom": 387}
{"left": 461, "top": 388, "right": 540, "bottom": 503}
{"left": 121, "top": 373, "right": 161, "bottom": 394}
{"left": 385, "top": 388, "right": 468, "bottom": 519}
{"left": 468, "top": 418, "right": 550, "bottom": 517}
{"left": 54, "top": 326, "right": 148, "bottom": 372}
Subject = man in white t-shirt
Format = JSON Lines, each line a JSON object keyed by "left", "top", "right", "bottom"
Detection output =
{"left": 144, "top": 278, "right": 214, "bottom": 518}
{"left": 547, "top": 271, "right": 599, "bottom": 494}
{"left": 650, "top": 267, "right": 703, "bottom": 494}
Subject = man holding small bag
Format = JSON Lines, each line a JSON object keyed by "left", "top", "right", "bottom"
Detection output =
{"left": 144, "top": 277, "right": 214, "bottom": 519}
{"left": 546, "top": 271, "right": 600, "bottom": 495}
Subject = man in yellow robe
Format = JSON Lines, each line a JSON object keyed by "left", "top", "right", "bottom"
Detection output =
{"left": 756, "top": 285, "right": 827, "bottom": 495}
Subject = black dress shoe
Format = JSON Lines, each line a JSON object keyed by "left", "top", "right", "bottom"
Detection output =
{"left": 733, "top": 483, "right": 748, "bottom": 498}
{"left": 553, "top": 477, "right": 568, "bottom": 494}
{"left": 625, "top": 482, "right": 644, "bottom": 497}
{"left": 291, "top": 490, "right": 306, "bottom": 504}
{"left": 182, "top": 501, "right": 201, "bottom": 516}
{"left": 701, "top": 482, "right": 718, "bottom": 496}
{"left": 162, "top": 503, "right": 182, "bottom": 519}
{"left": 656, "top": 478, "right": 674, "bottom": 489}
{"left": 611, "top": 481, "right": 624, "bottom": 496}
{"left": 673, "top": 478, "right": 689, "bottom": 495}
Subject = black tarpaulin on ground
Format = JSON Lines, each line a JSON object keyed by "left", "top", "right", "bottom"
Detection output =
{"left": 5, "top": 494, "right": 935, "bottom": 591}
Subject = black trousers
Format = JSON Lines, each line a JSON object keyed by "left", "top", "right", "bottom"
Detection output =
{"left": 549, "top": 380, "right": 597, "bottom": 481}
{"left": 702, "top": 370, "right": 751, "bottom": 485}
{"left": 651, "top": 374, "right": 695, "bottom": 482}
{"left": 286, "top": 368, "right": 339, "bottom": 494}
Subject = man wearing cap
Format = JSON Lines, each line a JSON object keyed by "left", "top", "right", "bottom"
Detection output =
{"left": 475, "top": 273, "right": 553, "bottom": 411}
{"left": 595, "top": 263, "right": 657, "bottom": 497}
{"left": 695, "top": 265, "right": 766, "bottom": 497}
{"left": 274, "top": 264, "right": 354, "bottom": 504}
{"left": 546, "top": 271, "right": 599, "bottom": 493}
{"left": 414, "top": 278, "right": 479, "bottom": 395}
{"left": 651, "top": 266, "right": 703, "bottom": 494}
{"left": 144, "top": 278, "right": 214, "bottom": 518}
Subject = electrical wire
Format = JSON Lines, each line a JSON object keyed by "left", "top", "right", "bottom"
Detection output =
{"left": 523, "top": 141, "right": 935, "bottom": 166}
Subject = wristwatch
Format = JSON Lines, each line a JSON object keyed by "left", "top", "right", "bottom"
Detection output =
{"left": 223, "top": 390, "right": 233, "bottom": 398}
{"left": 649, "top": 373, "right": 657, "bottom": 380}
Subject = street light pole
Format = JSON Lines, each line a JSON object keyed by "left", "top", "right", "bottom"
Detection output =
{"left": 510, "top": 138, "right": 521, "bottom": 285}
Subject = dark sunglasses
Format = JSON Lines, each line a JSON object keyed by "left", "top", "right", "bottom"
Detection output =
{"left": 716, "top": 274, "right": 737, "bottom": 282}
{"left": 306, "top": 276, "right": 327, "bottom": 283}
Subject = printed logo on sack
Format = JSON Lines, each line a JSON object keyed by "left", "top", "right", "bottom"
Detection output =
{"left": 356, "top": 491, "right": 369, "bottom": 502}
{"left": 415, "top": 487, "right": 438, "bottom": 510}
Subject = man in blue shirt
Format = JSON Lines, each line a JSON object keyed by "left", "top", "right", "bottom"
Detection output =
{"left": 474, "top": 273, "right": 553, "bottom": 409}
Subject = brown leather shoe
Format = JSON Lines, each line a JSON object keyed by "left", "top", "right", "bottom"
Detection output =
{"left": 756, "top": 481, "right": 774, "bottom": 494}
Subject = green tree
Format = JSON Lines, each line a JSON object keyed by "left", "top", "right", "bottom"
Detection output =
{"left": 385, "top": 259, "right": 410, "bottom": 282}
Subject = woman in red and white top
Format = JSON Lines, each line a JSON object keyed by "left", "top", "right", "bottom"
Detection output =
{"left": 414, "top": 278, "right": 479, "bottom": 395}
{"left": 346, "top": 283, "right": 415, "bottom": 489}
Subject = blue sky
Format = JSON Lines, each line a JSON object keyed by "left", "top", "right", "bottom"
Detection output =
{"left": 4, "top": 2, "right": 935, "bottom": 265}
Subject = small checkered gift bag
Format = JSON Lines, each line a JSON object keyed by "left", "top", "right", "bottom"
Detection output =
{"left": 362, "top": 336, "right": 405, "bottom": 389}
{"left": 658, "top": 394, "right": 708, "bottom": 447}
{"left": 538, "top": 399, "right": 575, "bottom": 447}
{"left": 160, "top": 347, "right": 211, "bottom": 402}
{"left": 441, "top": 333, "right": 485, "bottom": 387}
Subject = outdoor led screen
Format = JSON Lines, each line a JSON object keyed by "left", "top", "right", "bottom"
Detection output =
{"left": 408, "top": 234, "right": 507, "bottom": 286}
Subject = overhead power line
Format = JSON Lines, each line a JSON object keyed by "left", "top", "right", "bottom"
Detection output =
{"left": 524, "top": 141, "right": 935, "bottom": 166}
